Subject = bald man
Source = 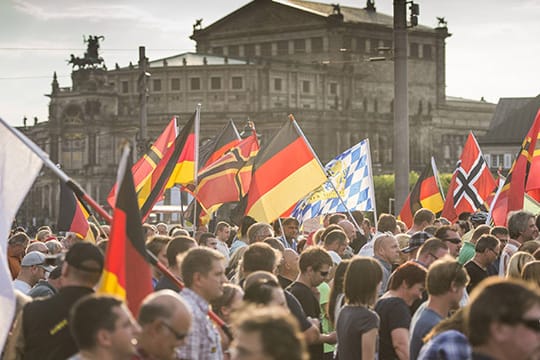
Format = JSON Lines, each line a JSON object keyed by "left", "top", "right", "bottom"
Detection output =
{"left": 136, "top": 290, "right": 193, "bottom": 360}
{"left": 277, "top": 249, "right": 299, "bottom": 289}
{"left": 373, "top": 233, "right": 401, "bottom": 296}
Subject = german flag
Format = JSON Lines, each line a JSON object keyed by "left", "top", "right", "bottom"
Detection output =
{"left": 491, "top": 109, "right": 540, "bottom": 225}
{"left": 398, "top": 157, "right": 445, "bottom": 228}
{"left": 139, "top": 110, "right": 197, "bottom": 220}
{"left": 199, "top": 119, "right": 240, "bottom": 169}
{"left": 245, "top": 116, "right": 326, "bottom": 223}
{"left": 107, "top": 117, "right": 177, "bottom": 208}
{"left": 98, "top": 146, "right": 153, "bottom": 315}
{"left": 195, "top": 125, "right": 259, "bottom": 217}
{"left": 57, "top": 181, "right": 95, "bottom": 242}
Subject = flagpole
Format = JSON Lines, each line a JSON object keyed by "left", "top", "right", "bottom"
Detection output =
{"left": 431, "top": 156, "right": 445, "bottom": 201}
{"left": 366, "top": 138, "right": 378, "bottom": 228}
{"left": 193, "top": 104, "right": 201, "bottom": 231}
{"left": 2, "top": 119, "right": 232, "bottom": 339}
{"left": 289, "top": 114, "right": 363, "bottom": 233}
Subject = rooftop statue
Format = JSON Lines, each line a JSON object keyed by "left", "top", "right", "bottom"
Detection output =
{"left": 68, "top": 35, "right": 105, "bottom": 69}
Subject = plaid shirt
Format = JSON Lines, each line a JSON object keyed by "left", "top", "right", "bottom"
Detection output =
{"left": 177, "top": 288, "right": 223, "bottom": 360}
{"left": 417, "top": 330, "right": 472, "bottom": 360}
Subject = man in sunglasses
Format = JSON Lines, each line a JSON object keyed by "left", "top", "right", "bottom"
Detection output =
{"left": 136, "top": 290, "right": 192, "bottom": 360}
{"left": 288, "top": 246, "right": 334, "bottom": 360}
{"left": 466, "top": 278, "right": 540, "bottom": 360}
{"left": 434, "top": 225, "right": 463, "bottom": 258}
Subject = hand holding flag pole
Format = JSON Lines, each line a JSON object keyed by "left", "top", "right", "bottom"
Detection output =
{"left": 3, "top": 120, "right": 233, "bottom": 341}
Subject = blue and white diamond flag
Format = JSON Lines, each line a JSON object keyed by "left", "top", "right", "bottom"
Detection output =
{"left": 291, "top": 139, "right": 376, "bottom": 222}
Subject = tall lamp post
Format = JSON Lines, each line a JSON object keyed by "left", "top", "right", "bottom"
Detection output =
{"left": 393, "top": 0, "right": 419, "bottom": 213}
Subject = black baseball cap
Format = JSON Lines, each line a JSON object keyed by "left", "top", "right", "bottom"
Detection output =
{"left": 65, "top": 242, "right": 104, "bottom": 273}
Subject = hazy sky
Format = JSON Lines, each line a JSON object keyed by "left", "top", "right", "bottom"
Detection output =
{"left": 1, "top": 0, "right": 538, "bottom": 126}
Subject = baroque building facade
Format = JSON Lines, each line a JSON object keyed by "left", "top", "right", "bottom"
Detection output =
{"left": 18, "top": 0, "right": 495, "bottom": 227}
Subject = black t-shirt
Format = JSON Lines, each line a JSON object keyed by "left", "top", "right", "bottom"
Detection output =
{"left": 285, "top": 290, "right": 312, "bottom": 331}
{"left": 375, "top": 297, "right": 411, "bottom": 360}
{"left": 278, "top": 274, "right": 293, "bottom": 289}
{"left": 464, "top": 260, "right": 488, "bottom": 293}
{"left": 23, "top": 286, "right": 94, "bottom": 360}
{"left": 336, "top": 305, "right": 379, "bottom": 360}
{"left": 289, "top": 281, "right": 323, "bottom": 360}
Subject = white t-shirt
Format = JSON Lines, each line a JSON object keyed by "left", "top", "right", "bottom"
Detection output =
{"left": 13, "top": 279, "right": 31, "bottom": 294}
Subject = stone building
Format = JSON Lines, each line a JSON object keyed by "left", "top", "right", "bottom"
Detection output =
{"left": 18, "top": 0, "right": 495, "bottom": 227}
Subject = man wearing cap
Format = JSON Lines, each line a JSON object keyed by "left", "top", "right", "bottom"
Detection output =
{"left": 13, "top": 251, "right": 54, "bottom": 294}
{"left": 279, "top": 217, "right": 300, "bottom": 251}
{"left": 21, "top": 242, "right": 104, "bottom": 360}
{"left": 401, "top": 232, "right": 431, "bottom": 261}
{"left": 28, "top": 264, "right": 63, "bottom": 298}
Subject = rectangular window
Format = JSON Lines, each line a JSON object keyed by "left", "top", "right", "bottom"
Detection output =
{"left": 356, "top": 37, "right": 366, "bottom": 53}
{"left": 171, "top": 78, "right": 180, "bottom": 91}
{"left": 210, "top": 77, "right": 222, "bottom": 90}
{"left": 423, "top": 44, "right": 432, "bottom": 59}
{"left": 231, "top": 76, "right": 243, "bottom": 89}
{"left": 190, "top": 77, "right": 201, "bottom": 90}
{"left": 245, "top": 44, "right": 256, "bottom": 58}
{"left": 410, "top": 43, "right": 419, "bottom": 58}
{"left": 228, "top": 45, "right": 239, "bottom": 57}
{"left": 294, "top": 39, "right": 305, "bottom": 53}
{"left": 212, "top": 46, "right": 223, "bottom": 55}
{"left": 329, "top": 82, "right": 338, "bottom": 95}
{"left": 121, "top": 81, "right": 129, "bottom": 93}
{"left": 274, "top": 78, "right": 282, "bottom": 91}
{"left": 261, "top": 42, "right": 272, "bottom": 57}
{"left": 302, "top": 80, "right": 310, "bottom": 93}
{"left": 153, "top": 79, "right": 162, "bottom": 92}
{"left": 311, "top": 37, "right": 323, "bottom": 53}
{"left": 277, "top": 40, "right": 289, "bottom": 55}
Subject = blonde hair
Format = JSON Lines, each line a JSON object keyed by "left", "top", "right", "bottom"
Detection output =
{"left": 521, "top": 260, "right": 540, "bottom": 287}
{"left": 506, "top": 251, "right": 535, "bottom": 279}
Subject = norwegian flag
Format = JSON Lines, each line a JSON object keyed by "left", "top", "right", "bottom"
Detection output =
{"left": 441, "top": 133, "right": 497, "bottom": 223}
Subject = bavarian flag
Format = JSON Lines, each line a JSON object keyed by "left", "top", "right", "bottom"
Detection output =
{"left": 98, "top": 145, "right": 153, "bottom": 315}
{"left": 245, "top": 115, "right": 326, "bottom": 223}
{"left": 491, "top": 109, "right": 540, "bottom": 225}
{"left": 199, "top": 119, "right": 241, "bottom": 169}
{"left": 57, "top": 181, "right": 95, "bottom": 242}
{"left": 107, "top": 117, "right": 177, "bottom": 209}
{"left": 139, "top": 110, "right": 197, "bottom": 220}
{"left": 398, "top": 157, "right": 445, "bottom": 228}
{"left": 195, "top": 123, "right": 259, "bottom": 217}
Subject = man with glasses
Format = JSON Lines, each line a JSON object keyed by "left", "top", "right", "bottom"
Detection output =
{"left": 288, "top": 246, "right": 333, "bottom": 360}
{"left": 136, "top": 290, "right": 192, "bottom": 360}
{"left": 435, "top": 225, "right": 463, "bottom": 258}
{"left": 464, "top": 234, "right": 500, "bottom": 292}
{"left": 466, "top": 278, "right": 540, "bottom": 360}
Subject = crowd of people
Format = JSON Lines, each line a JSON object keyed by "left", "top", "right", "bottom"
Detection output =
{"left": 4, "top": 208, "right": 540, "bottom": 359}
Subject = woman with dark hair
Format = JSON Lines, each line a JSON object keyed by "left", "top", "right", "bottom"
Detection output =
{"left": 336, "top": 256, "right": 382, "bottom": 359}
{"left": 375, "top": 261, "right": 427, "bottom": 360}
{"left": 244, "top": 277, "right": 287, "bottom": 307}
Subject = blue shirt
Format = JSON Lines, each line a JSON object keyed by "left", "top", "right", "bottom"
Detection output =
{"left": 410, "top": 307, "right": 443, "bottom": 360}
{"left": 418, "top": 330, "right": 472, "bottom": 360}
